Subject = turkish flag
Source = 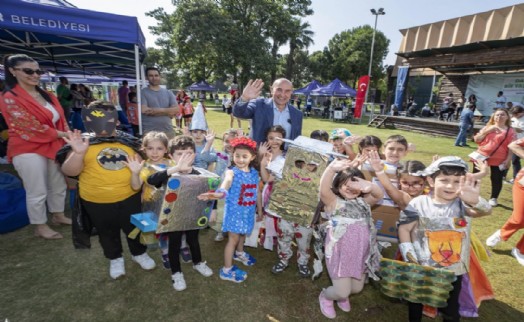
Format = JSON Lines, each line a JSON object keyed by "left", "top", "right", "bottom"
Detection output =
{"left": 354, "top": 75, "right": 370, "bottom": 119}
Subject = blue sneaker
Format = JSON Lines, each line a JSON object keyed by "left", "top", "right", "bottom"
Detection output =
{"left": 220, "top": 265, "right": 247, "bottom": 283}
{"left": 233, "top": 252, "right": 256, "bottom": 266}
{"left": 161, "top": 254, "right": 171, "bottom": 270}
{"left": 180, "top": 247, "right": 192, "bottom": 263}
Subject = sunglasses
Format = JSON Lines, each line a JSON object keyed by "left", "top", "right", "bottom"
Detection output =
{"left": 14, "top": 68, "right": 46, "bottom": 76}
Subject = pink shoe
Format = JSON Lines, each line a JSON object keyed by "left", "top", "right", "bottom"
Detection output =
{"left": 319, "top": 290, "right": 336, "bottom": 319}
{"left": 337, "top": 298, "right": 351, "bottom": 312}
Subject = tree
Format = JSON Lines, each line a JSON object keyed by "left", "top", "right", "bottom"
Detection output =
{"left": 285, "top": 19, "right": 314, "bottom": 80}
{"left": 326, "top": 26, "right": 389, "bottom": 87}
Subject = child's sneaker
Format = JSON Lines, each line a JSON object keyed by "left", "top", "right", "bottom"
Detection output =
{"left": 337, "top": 298, "right": 351, "bottom": 312}
{"left": 161, "top": 253, "right": 171, "bottom": 270}
{"left": 172, "top": 272, "right": 187, "bottom": 291}
{"left": 180, "top": 247, "right": 192, "bottom": 263}
{"left": 233, "top": 251, "right": 256, "bottom": 266}
{"left": 271, "top": 260, "right": 288, "bottom": 274}
{"left": 486, "top": 229, "right": 502, "bottom": 247}
{"left": 109, "top": 257, "right": 125, "bottom": 280}
{"left": 219, "top": 265, "right": 247, "bottom": 283}
{"left": 298, "top": 264, "right": 311, "bottom": 278}
{"left": 193, "top": 261, "right": 213, "bottom": 277}
{"left": 132, "top": 252, "right": 156, "bottom": 270}
{"left": 319, "top": 289, "right": 336, "bottom": 319}
{"left": 214, "top": 232, "right": 225, "bottom": 242}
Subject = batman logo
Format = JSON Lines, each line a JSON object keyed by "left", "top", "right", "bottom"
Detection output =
{"left": 97, "top": 147, "right": 128, "bottom": 170}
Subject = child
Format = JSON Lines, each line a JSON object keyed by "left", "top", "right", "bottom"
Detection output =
{"left": 310, "top": 129, "right": 329, "bottom": 142}
{"left": 189, "top": 103, "right": 217, "bottom": 170}
{"left": 369, "top": 150, "right": 426, "bottom": 210}
{"left": 181, "top": 96, "right": 193, "bottom": 127}
{"left": 60, "top": 101, "right": 156, "bottom": 279}
{"left": 198, "top": 137, "right": 259, "bottom": 283}
{"left": 329, "top": 128, "right": 356, "bottom": 159}
{"left": 260, "top": 126, "right": 313, "bottom": 276}
{"left": 147, "top": 135, "right": 213, "bottom": 291}
{"left": 398, "top": 157, "right": 492, "bottom": 322}
{"left": 373, "top": 135, "right": 409, "bottom": 206}
{"left": 125, "top": 131, "right": 173, "bottom": 269}
{"left": 212, "top": 129, "right": 239, "bottom": 242}
{"left": 126, "top": 92, "right": 140, "bottom": 136}
{"left": 318, "top": 159, "right": 384, "bottom": 319}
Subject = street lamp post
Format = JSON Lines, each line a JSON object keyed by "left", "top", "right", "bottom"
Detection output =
{"left": 365, "top": 8, "right": 385, "bottom": 114}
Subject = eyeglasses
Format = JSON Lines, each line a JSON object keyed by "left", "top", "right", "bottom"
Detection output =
{"left": 14, "top": 68, "right": 46, "bottom": 76}
{"left": 400, "top": 181, "right": 424, "bottom": 189}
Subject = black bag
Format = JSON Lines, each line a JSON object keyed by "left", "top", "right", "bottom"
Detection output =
{"left": 71, "top": 186, "right": 96, "bottom": 249}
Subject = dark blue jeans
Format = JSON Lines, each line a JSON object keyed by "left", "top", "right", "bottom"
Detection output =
{"left": 454, "top": 125, "right": 469, "bottom": 146}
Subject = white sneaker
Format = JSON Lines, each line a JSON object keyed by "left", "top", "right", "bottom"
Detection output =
{"left": 511, "top": 248, "right": 524, "bottom": 266}
{"left": 488, "top": 198, "right": 498, "bottom": 207}
{"left": 172, "top": 272, "right": 187, "bottom": 291}
{"left": 132, "top": 252, "right": 156, "bottom": 270}
{"left": 193, "top": 261, "right": 213, "bottom": 277}
{"left": 214, "top": 233, "right": 224, "bottom": 242}
{"left": 486, "top": 230, "right": 502, "bottom": 247}
{"left": 109, "top": 257, "right": 125, "bottom": 279}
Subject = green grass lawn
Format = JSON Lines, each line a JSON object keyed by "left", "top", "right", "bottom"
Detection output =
{"left": 1, "top": 111, "right": 523, "bottom": 321}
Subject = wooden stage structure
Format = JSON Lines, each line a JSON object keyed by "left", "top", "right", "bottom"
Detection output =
{"left": 368, "top": 115, "right": 483, "bottom": 138}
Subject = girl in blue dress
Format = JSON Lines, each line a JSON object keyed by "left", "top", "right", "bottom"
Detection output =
{"left": 199, "top": 137, "right": 259, "bottom": 283}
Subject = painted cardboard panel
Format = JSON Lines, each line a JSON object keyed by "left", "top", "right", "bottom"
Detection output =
{"left": 267, "top": 142, "right": 329, "bottom": 226}
{"left": 156, "top": 168, "right": 220, "bottom": 233}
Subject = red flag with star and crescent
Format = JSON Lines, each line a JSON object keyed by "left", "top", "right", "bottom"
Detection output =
{"left": 354, "top": 75, "right": 369, "bottom": 119}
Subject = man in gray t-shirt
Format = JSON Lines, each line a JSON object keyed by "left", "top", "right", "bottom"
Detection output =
{"left": 141, "top": 67, "right": 178, "bottom": 138}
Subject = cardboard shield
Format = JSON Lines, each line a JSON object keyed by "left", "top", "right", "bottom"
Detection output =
{"left": 156, "top": 168, "right": 220, "bottom": 233}
{"left": 266, "top": 136, "right": 331, "bottom": 226}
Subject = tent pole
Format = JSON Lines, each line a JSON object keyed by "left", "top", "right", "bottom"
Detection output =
{"left": 135, "top": 44, "right": 142, "bottom": 135}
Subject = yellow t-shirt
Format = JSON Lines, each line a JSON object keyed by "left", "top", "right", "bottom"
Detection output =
{"left": 79, "top": 142, "right": 137, "bottom": 203}
{"left": 139, "top": 158, "right": 175, "bottom": 202}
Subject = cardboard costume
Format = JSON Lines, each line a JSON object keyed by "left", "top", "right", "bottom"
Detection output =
{"left": 155, "top": 168, "right": 220, "bottom": 233}
{"left": 266, "top": 136, "right": 332, "bottom": 226}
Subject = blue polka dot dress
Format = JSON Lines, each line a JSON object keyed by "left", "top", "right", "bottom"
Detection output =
{"left": 222, "top": 167, "right": 259, "bottom": 234}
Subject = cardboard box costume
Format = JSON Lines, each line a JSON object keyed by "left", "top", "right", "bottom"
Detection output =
{"left": 266, "top": 136, "right": 332, "bottom": 227}
{"left": 150, "top": 168, "right": 220, "bottom": 233}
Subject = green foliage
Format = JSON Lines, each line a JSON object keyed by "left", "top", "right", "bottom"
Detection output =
{"left": 323, "top": 25, "right": 389, "bottom": 87}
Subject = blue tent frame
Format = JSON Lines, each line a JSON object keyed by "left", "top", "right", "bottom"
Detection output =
{"left": 293, "top": 80, "right": 322, "bottom": 95}
{"left": 0, "top": 0, "right": 146, "bottom": 76}
{"left": 310, "top": 78, "right": 357, "bottom": 97}
{"left": 0, "top": 0, "right": 148, "bottom": 132}
{"left": 188, "top": 80, "right": 216, "bottom": 92}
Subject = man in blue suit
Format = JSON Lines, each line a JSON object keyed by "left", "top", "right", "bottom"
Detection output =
{"left": 233, "top": 78, "right": 303, "bottom": 145}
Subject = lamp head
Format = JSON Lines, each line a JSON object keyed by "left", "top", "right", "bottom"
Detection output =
{"left": 370, "top": 8, "right": 377, "bottom": 14}
{"left": 378, "top": 8, "right": 385, "bottom": 15}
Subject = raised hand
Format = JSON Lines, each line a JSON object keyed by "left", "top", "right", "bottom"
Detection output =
{"left": 458, "top": 174, "right": 481, "bottom": 205}
{"left": 261, "top": 151, "right": 273, "bottom": 167}
{"left": 175, "top": 152, "right": 195, "bottom": 174}
{"left": 123, "top": 154, "right": 144, "bottom": 174}
{"left": 205, "top": 129, "right": 216, "bottom": 144}
{"left": 349, "top": 177, "right": 374, "bottom": 194}
{"left": 368, "top": 150, "right": 384, "bottom": 172}
{"left": 241, "top": 79, "right": 264, "bottom": 101}
{"left": 343, "top": 135, "right": 361, "bottom": 146}
{"left": 327, "top": 158, "right": 353, "bottom": 173}
{"left": 258, "top": 141, "right": 271, "bottom": 155}
{"left": 63, "top": 130, "right": 89, "bottom": 154}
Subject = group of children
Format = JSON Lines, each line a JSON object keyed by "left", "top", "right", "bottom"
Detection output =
{"left": 59, "top": 99, "right": 499, "bottom": 321}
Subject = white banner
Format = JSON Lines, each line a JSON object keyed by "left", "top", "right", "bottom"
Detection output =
{"left": 466, "top": 73, "right": 524, "bottom": 116}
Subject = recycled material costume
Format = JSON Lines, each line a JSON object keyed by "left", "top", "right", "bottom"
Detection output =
{"left": 322, "top": 197, "right": 381, "bottom": 281}
{"left": 56, "top": 104, "right": 145, "bottom": 256}
{"left": 399, "top": 196, "right": 493, "bottom": 319}
{"left": 222, "top": 167, "right": 259, "bottom": 235}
